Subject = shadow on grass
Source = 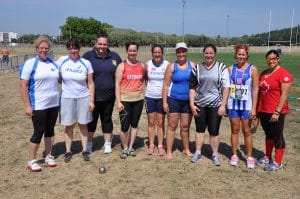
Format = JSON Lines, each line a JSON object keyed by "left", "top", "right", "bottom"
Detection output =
{"left": 52, "top": 134, "right": 146, "bottom": 157}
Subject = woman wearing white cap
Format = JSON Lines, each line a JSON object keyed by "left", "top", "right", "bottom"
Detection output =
{"left": 163, "top": 42, "right": 196, "bottom": 160}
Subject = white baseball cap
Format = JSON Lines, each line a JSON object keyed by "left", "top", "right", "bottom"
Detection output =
{"left": 175, "top": 42, "right": 187, "bottom": 50}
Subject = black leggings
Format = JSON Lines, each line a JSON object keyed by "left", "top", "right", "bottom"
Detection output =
{"left": 119, "top": 100, "right": 144, "bottom": 132}
{"left": 88, "top": 100, "right": 115, "bottom": 133}
{"left": 30, "top": 107, "right": 59, "bottom": 144}
{"left": 259, "top": 112, "right": 286, "bottom": 148}
{"left": 194, "top": 106, "right": 222, "bottom": 136}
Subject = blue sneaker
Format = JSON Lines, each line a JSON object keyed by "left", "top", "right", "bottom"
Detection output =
{"left": 212, "top": 154, "right": 221, "bottom": 166}
{"left": 264, "top": 162, "right": 282, "bottom": 171}
{"left": 256, "top": 156, "right": 270, "bottom": 166}
{"left": 191, "top": 151, "right": 201, "bottom": 163}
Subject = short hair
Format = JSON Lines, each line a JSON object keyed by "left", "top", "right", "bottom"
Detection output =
{"left": 203, "top": 44, "right": 217, "bottom": 53}
{"left": 151, "top": 44, "right": 164, "bottom": 54}
{"left": 66, "top": 38, "right": 80, "bottom": 49}
{"left": 125, "top": 41, "right": 139, "bottom": 51}
{"left": 234, "top": 44, "right": 249, "bottom": 55}
{"left": 34, "top": 36, "right": 51, "bottom": 49}
{"left": 265, "top": 49, "right": 280, "bottom": 58}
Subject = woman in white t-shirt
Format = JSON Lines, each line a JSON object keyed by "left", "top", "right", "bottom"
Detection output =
{"left": 20, "top": 36, "right": 60, "bottom": 172}
{"left": 57, "top": 38, "right": 95, "bottom": 163}
{"left": 145, "top": 44, "right": 169, "bottom": 156}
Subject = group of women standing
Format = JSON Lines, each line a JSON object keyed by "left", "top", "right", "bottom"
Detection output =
{"left": 20, "top": 36, "right": 293, "bottom": 172}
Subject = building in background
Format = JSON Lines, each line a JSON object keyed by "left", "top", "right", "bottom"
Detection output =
{"left": 0, "top": 32, "right": 18, "bottom": 43}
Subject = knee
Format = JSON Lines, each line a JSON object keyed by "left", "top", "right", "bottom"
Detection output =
{"left": 168, "top": 124, "right": 177, "bottom": 132}
{"left": 30, "top": 131, "right": 43, "bottom": 144}
{"left": 231, "top": 128, "right": 240, "bottom": 135}
{"left": 180, "top": 123, "right": 190, "bottom": 132}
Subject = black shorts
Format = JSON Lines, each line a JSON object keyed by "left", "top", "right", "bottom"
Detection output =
{"left": 87, "top": 100, "right": 115, "bottom": 133}
{"left": 167, "top": 97, "right": 191, "bottom": 114}
{"left": 194, "top": 106, "right": 222, "bottom": 136}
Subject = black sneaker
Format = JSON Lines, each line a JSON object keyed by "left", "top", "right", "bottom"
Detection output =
{"left": 82, "top": 151, "right": 90, "bottom": 161}
{"left": 64, "top": 152, "right": 72, "bottom": 163}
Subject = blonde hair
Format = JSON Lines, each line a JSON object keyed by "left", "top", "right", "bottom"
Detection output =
{"left": 34, "top": 36, "right": 51, "bottom": 49}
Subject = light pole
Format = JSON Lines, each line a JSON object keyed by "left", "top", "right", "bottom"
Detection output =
{"left": 182, "top": 0, "right": 186, "bottom": 42}
{"left": 226, "top": 14, "right": 230, "bottom": 39}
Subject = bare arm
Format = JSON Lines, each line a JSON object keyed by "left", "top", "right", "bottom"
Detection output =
{"left": 270, "top": 82, "right": 292, "bottom": 122}
{"left": 162, "top": 63, "right": 173, "bottom": 113}
{"left": 20, "top": 79, "right": 32, "bottom": 116}
{"left": 115, "top": 62, "right": 124, "bottom": 112}
{"left": 251, "top": 65, "right": 259, "bottom": 118}
{"left": 87, "top": 73, "right": 95, "bottom": 111}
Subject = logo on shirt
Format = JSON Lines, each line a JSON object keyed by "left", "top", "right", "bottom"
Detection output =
{"left": 259, "top": 80, "right": 269, "bottom": 95}
{"left": 112, "top": 60, "right": 117, "bottom": 66}
{"left": 50, "top": 68, "right": 57, "bottom": 72}
{"left": 284, "top": 77, "right": 289, "bottom": 82}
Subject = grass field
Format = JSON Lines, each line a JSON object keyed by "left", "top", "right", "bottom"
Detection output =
{"left": 1, "top": 47, "right": 300, "bottom": 198}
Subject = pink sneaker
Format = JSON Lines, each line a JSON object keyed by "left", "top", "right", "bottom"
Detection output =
{"left": 230, "top": 155, "right": 238, "bottom": 166}
{"left": 247, "top": 157, "right": 255, "bottom": 169}
{"left": 148, "top": 144, "right": 155, "bottom": 155}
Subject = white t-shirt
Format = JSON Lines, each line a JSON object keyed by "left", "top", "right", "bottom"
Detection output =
{"left": 145, "top": 59, "right": 169, "bottom": 98}
{"left": 57, "top": 55, "right": 94, "bottom": 98}
{"left": 19, "top": 57, "right": 60, "bottom": 110}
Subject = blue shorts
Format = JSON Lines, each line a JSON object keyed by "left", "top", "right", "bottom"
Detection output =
{"left": 167, "top": 97, "right": 191, "bottom": 114}
{"left": 145, "top": 97, "right": 164, "bottom": 114}
{"left": 228, "top": 109, "right": 250, "bottom": 120}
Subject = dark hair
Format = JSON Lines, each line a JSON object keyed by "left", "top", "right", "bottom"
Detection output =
{"left": 66, "top": 38, "right": 80, "bottom": 49}
{"left": 265, "top": 49, "right": 280, "bottom": 58}
{"left": 125, "top": 41, "right": 139, "bottom": 51}
{"left": 151, "top": 44, "right": 164, "bottom": 54}
{"left": 96, "top": 33, "right": 108, "bottom": 40}
{"left": 203, "top": 44, "right": 217, "bottom": 53}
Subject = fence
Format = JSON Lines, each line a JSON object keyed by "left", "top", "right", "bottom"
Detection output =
{"left": 0, "top": 51, "right": 54, "bottom": 72}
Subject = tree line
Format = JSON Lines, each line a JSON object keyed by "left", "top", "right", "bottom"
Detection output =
{"left": 12, "top": 17, "right": 300, "bottom": 47}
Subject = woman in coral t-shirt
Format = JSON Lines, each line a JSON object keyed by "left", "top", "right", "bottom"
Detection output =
{"left": 256, "top": 49, "right": 293, "bottom": 171}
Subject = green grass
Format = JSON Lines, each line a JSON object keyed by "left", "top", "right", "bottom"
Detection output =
{"left": 165, "top": 52, "right": 300, "bottom": 84}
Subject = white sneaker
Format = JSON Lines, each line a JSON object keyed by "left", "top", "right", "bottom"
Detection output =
{"left": 45, "top": 154, "right": 57, "bottom": 167}
{"left": 104, "top": 142, "right": 112, "bottom": 154}
{"left": 27, "top": 159, "right": 42, "bottom": 172}
{"left": 86, "top": 142, "right": 93, "bottom": 154}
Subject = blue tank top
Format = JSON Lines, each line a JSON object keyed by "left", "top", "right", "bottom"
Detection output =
{"left": 168, "top": 61, "right": 192, "bottom": 101}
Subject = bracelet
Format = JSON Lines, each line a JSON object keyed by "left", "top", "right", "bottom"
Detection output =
{"left": 274, "top": 111, "right": 280, "bottom": 116}
{"left": 275, "top": 110, "right": 281, "bottom": 114}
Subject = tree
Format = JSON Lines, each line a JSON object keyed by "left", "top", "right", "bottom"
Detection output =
{"left": 60, "top": 17, "right": 113, "bottom": 46}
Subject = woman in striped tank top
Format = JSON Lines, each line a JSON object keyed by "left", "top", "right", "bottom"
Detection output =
{"left": 227, "top": 44, "right": 259, "bottom": 169}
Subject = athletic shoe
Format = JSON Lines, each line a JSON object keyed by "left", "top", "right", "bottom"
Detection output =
{"left": 230, "top": 155, "right": 238, "bottom": 166}
{"left": 27, "top": 159, "right": 42, "bottom": 172}
{"left": 64, "top": 152, "right": 72, "bottom": 163}
{"left": 157, "top": 145, "right": 165, "bottom": 156}
{"left": 212, "top": 154, "right": 221, "bottom": 166}
{"left": 264, "top": 162, "right": 282, "bottom": 171}
{"left": 256, "top": 156, "right": 270, "bottom": 166}
{"left": 45, "top": 154, "right": 57, "bottom": 167}
{"left": 104, "top": 142, "right": 112, "bottom": 154}
{"left": 82, "top": 151, "right": 90, "bottom": 161}
{"left": 247, "top": 157, "right": 255, "bottom": 169}
{"left": 128, "top": 148, "right": 136, "bottom": 157}
{"left": 120, "top": 149, "right": 129, "bottom": 159}
{"left": 191, "top": 151, "right": 201, "bottom": 163}
{"left": 148, "top": 144, "right": 155, "bottom": 155}
{"left": 86, "top": 142, "right": 93, "bottom": 154}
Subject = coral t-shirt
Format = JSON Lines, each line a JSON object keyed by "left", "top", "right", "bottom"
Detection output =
{"left": 258, "top": 67, "right": 293, "bottom": 114}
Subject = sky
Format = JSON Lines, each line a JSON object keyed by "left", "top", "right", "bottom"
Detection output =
{"left": 1, "top": 0, "right": 299, "bottom": 37}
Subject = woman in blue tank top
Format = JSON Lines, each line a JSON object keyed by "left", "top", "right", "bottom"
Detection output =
{"left": 163, "top": 42, "right": 196, "bottom": 160}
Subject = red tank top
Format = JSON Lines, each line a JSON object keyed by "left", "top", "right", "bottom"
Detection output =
{"left": 120, "top": 61, "right": 144, "bottom": 101}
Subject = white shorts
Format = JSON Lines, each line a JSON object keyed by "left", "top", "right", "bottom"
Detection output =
{"left": 60, "top": 96, "right": 92, "bottom": 126}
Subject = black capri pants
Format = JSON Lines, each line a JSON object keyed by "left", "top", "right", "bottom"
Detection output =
{"left": 30, "top": 106, "right": 59, "bottom": 144}
{"left": 119, "top": 100, "right": 144, "bottom": 132}
{"left": 194, "top": 106, "right": 222, "bottom": 136}
{"left": 259, "top": 112, "right": 286, "bottom": 148}
{"left": 88, "top": 100, "right": 115, "bottom": 133}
